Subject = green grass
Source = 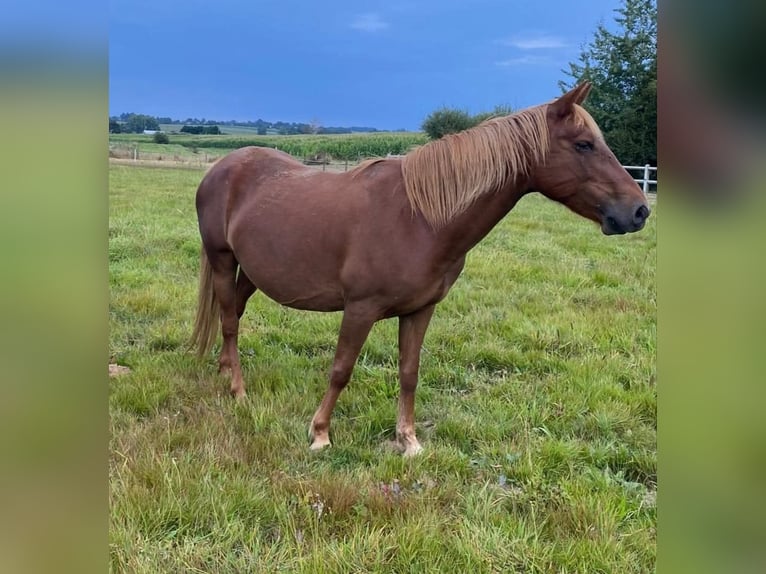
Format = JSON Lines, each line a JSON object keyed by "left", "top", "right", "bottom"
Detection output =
{"left": 109, "top": 164, "right": 656, "bottom": 572}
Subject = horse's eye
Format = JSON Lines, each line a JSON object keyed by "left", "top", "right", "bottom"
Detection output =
{"left": 575, "top": 141, "right": 594, "bottom": 152}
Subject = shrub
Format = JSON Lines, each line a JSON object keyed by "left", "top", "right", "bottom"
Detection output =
{"left": 153, "top": 132, "right": 170, "bottom": 144}
{"left": 422, "top": 105, "right": 515, "bottom": 140}
{"left": 421, "top": 108, "right": 475, "bottom": 140}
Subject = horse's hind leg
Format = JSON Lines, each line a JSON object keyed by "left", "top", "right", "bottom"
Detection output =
{"left": 236, "top": 267, "right": 257, "bottom": 318}
{"left": 209, "top": 251, "right": 247, "bottom": 398}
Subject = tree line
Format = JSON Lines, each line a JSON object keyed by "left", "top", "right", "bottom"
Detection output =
{"left": 110, "top": 114, "right": 159, "bottom": 134}
{"left": 109, "top": 113, "right": 382, "bottom": 136}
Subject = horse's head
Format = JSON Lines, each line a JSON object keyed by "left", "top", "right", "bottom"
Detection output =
{"left": 530, "top": 82, "right": 650, "bottom": 235}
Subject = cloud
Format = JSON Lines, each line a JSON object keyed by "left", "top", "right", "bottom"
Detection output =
{"left": 495, "top": 55, "right": 554, "bottom": 66}
{"left": 350, "top": 13, "right": 388, "bottom": 32}
{"left": 498, "top": 34, "right": 567, "bottom": 50}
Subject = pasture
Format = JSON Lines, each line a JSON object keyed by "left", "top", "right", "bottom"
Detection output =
{"left": 109, "top": 162, "right": 656, "bottom": 572}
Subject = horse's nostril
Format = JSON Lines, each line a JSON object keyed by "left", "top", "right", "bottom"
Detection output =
{"left": 634, "top": 204, "right": 650, "bottom": 224}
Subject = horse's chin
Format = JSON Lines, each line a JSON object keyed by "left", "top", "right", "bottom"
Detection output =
{"left": 601, "top": 215, "right": 645, "bottom": 235}
{"left": 601, "top": 217, "right": 627, "bottom": 235}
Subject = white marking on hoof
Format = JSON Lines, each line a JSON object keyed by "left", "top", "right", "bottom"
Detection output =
{"left": 394, "top": 432, "right": 423, "bottom": 457}
{"left": 309, "top": 421, "right": 331, "bottom": 451}
{"left": 402, "top": 442, "right": 423, "bottom": 457}
{"left": 309, "top": 437, "right": 331, "bottom": 451}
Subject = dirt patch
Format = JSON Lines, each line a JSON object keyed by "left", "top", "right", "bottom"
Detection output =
{"left": 109, "top": 363, "right": 131, "bottom": 377}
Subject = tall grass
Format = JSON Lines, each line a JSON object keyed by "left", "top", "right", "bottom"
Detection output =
{"left": 109, "top": 164, "right": 656, "bottom": 573}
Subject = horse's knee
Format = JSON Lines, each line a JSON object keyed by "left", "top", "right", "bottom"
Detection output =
{"left": 329, "top": 365, "right": 353, "bottom": 389}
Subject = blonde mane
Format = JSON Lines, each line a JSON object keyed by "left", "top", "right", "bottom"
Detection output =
{"left": 401, "top": 105, "right": 550, "bottom": 228}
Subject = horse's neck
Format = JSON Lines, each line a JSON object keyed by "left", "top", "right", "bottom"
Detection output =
{"left": 435, "top": 178, "right": 531, "bottom": 258}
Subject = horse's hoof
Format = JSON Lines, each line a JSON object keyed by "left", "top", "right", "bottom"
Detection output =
{"left": 230, "top": 388, "right": 246, "bottom": 400}
{"left": 384, "top": 437, "right": 423, "bottom": 457}
{"left": 309, "top": 437, "right": 331, "bottom": 451}
{"left": 308, "top": 419, "right": 331, "bottom": 451}
{"left": 395, "top": 435, "right": 423, "bottom": 457}
{"left": 402, "top": 443, "right": 423, "bottom": 457}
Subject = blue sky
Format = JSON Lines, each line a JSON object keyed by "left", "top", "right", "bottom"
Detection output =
{"left": 109, "top": 0, "right": 623, "bottom": 130}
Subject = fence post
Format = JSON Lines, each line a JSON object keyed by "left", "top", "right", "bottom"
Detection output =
{"left": 643, "top": 164, "right": 650, "bottom": 195}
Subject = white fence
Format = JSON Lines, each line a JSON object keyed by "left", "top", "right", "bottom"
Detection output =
{"left": 624, "top": 164, "right": 657, "bottom": 194}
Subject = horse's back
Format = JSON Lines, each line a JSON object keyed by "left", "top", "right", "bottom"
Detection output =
{"left": 198, "top": 146, "right": 305, "bottom": 199}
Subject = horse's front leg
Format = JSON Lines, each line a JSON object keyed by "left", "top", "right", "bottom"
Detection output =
{"left": 396, "top": 304, "right": 436, "bottom": 457}
{"left": 309, "top": 305, "right": 376, "bottom": 451}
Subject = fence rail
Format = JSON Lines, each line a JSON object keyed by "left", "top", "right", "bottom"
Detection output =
{"left": 624, "top": 164, "right": 657, "bottom": 194}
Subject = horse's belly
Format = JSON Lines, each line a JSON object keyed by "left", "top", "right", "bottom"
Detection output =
{"left": 259, "top": 282, "right": 345, "bottom": 311}
{"left": 237, "top": 253, "right": 346, "bottom": 312}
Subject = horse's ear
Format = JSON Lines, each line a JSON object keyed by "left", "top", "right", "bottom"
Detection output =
{"left": 576, "top": 81, "right": 592, "bottom": 103}
{"left": 550, "top": 82, "right": 592, "bottom": 118}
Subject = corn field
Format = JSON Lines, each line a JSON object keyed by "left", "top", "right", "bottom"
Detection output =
{"left": 109, "top": 132, "right": 429, "bottom": 161}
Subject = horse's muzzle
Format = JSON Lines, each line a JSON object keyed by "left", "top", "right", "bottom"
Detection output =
{"left": 601, "top": 203, "right": 651, "bottom": 235}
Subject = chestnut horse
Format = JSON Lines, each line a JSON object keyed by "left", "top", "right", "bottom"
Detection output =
{"left": 191, "top": 83, "right": 650, "bottom": 456}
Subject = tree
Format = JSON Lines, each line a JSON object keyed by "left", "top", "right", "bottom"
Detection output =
{"left": 421, "top": 105, "right": 514, "bottom": 140}
{"left": 560, "top": 0, "right": 656, "bottom": 166}
{"left": 421, "top": 108, "right": 475, "bottom": 140}
{"left": 109, "top": 119, "right": 122, "bottom": 133}
{"left": 123, "top": 113, "right": 160, "bottom": 133}
{"left": 308, "top": 117, "right": 322, "bottom": 135}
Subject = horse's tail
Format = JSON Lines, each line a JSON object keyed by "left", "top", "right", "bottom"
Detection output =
{"left": 190, "top": 248, "right": 219, "bottom": 358}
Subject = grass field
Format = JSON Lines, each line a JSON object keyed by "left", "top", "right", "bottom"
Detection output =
{"left": 109, "top": 163, "right": 656, "bottom": 572}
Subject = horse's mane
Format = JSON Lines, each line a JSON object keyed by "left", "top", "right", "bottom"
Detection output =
{"left": 400, "top": 105, "right": 551, "bottom": 228}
